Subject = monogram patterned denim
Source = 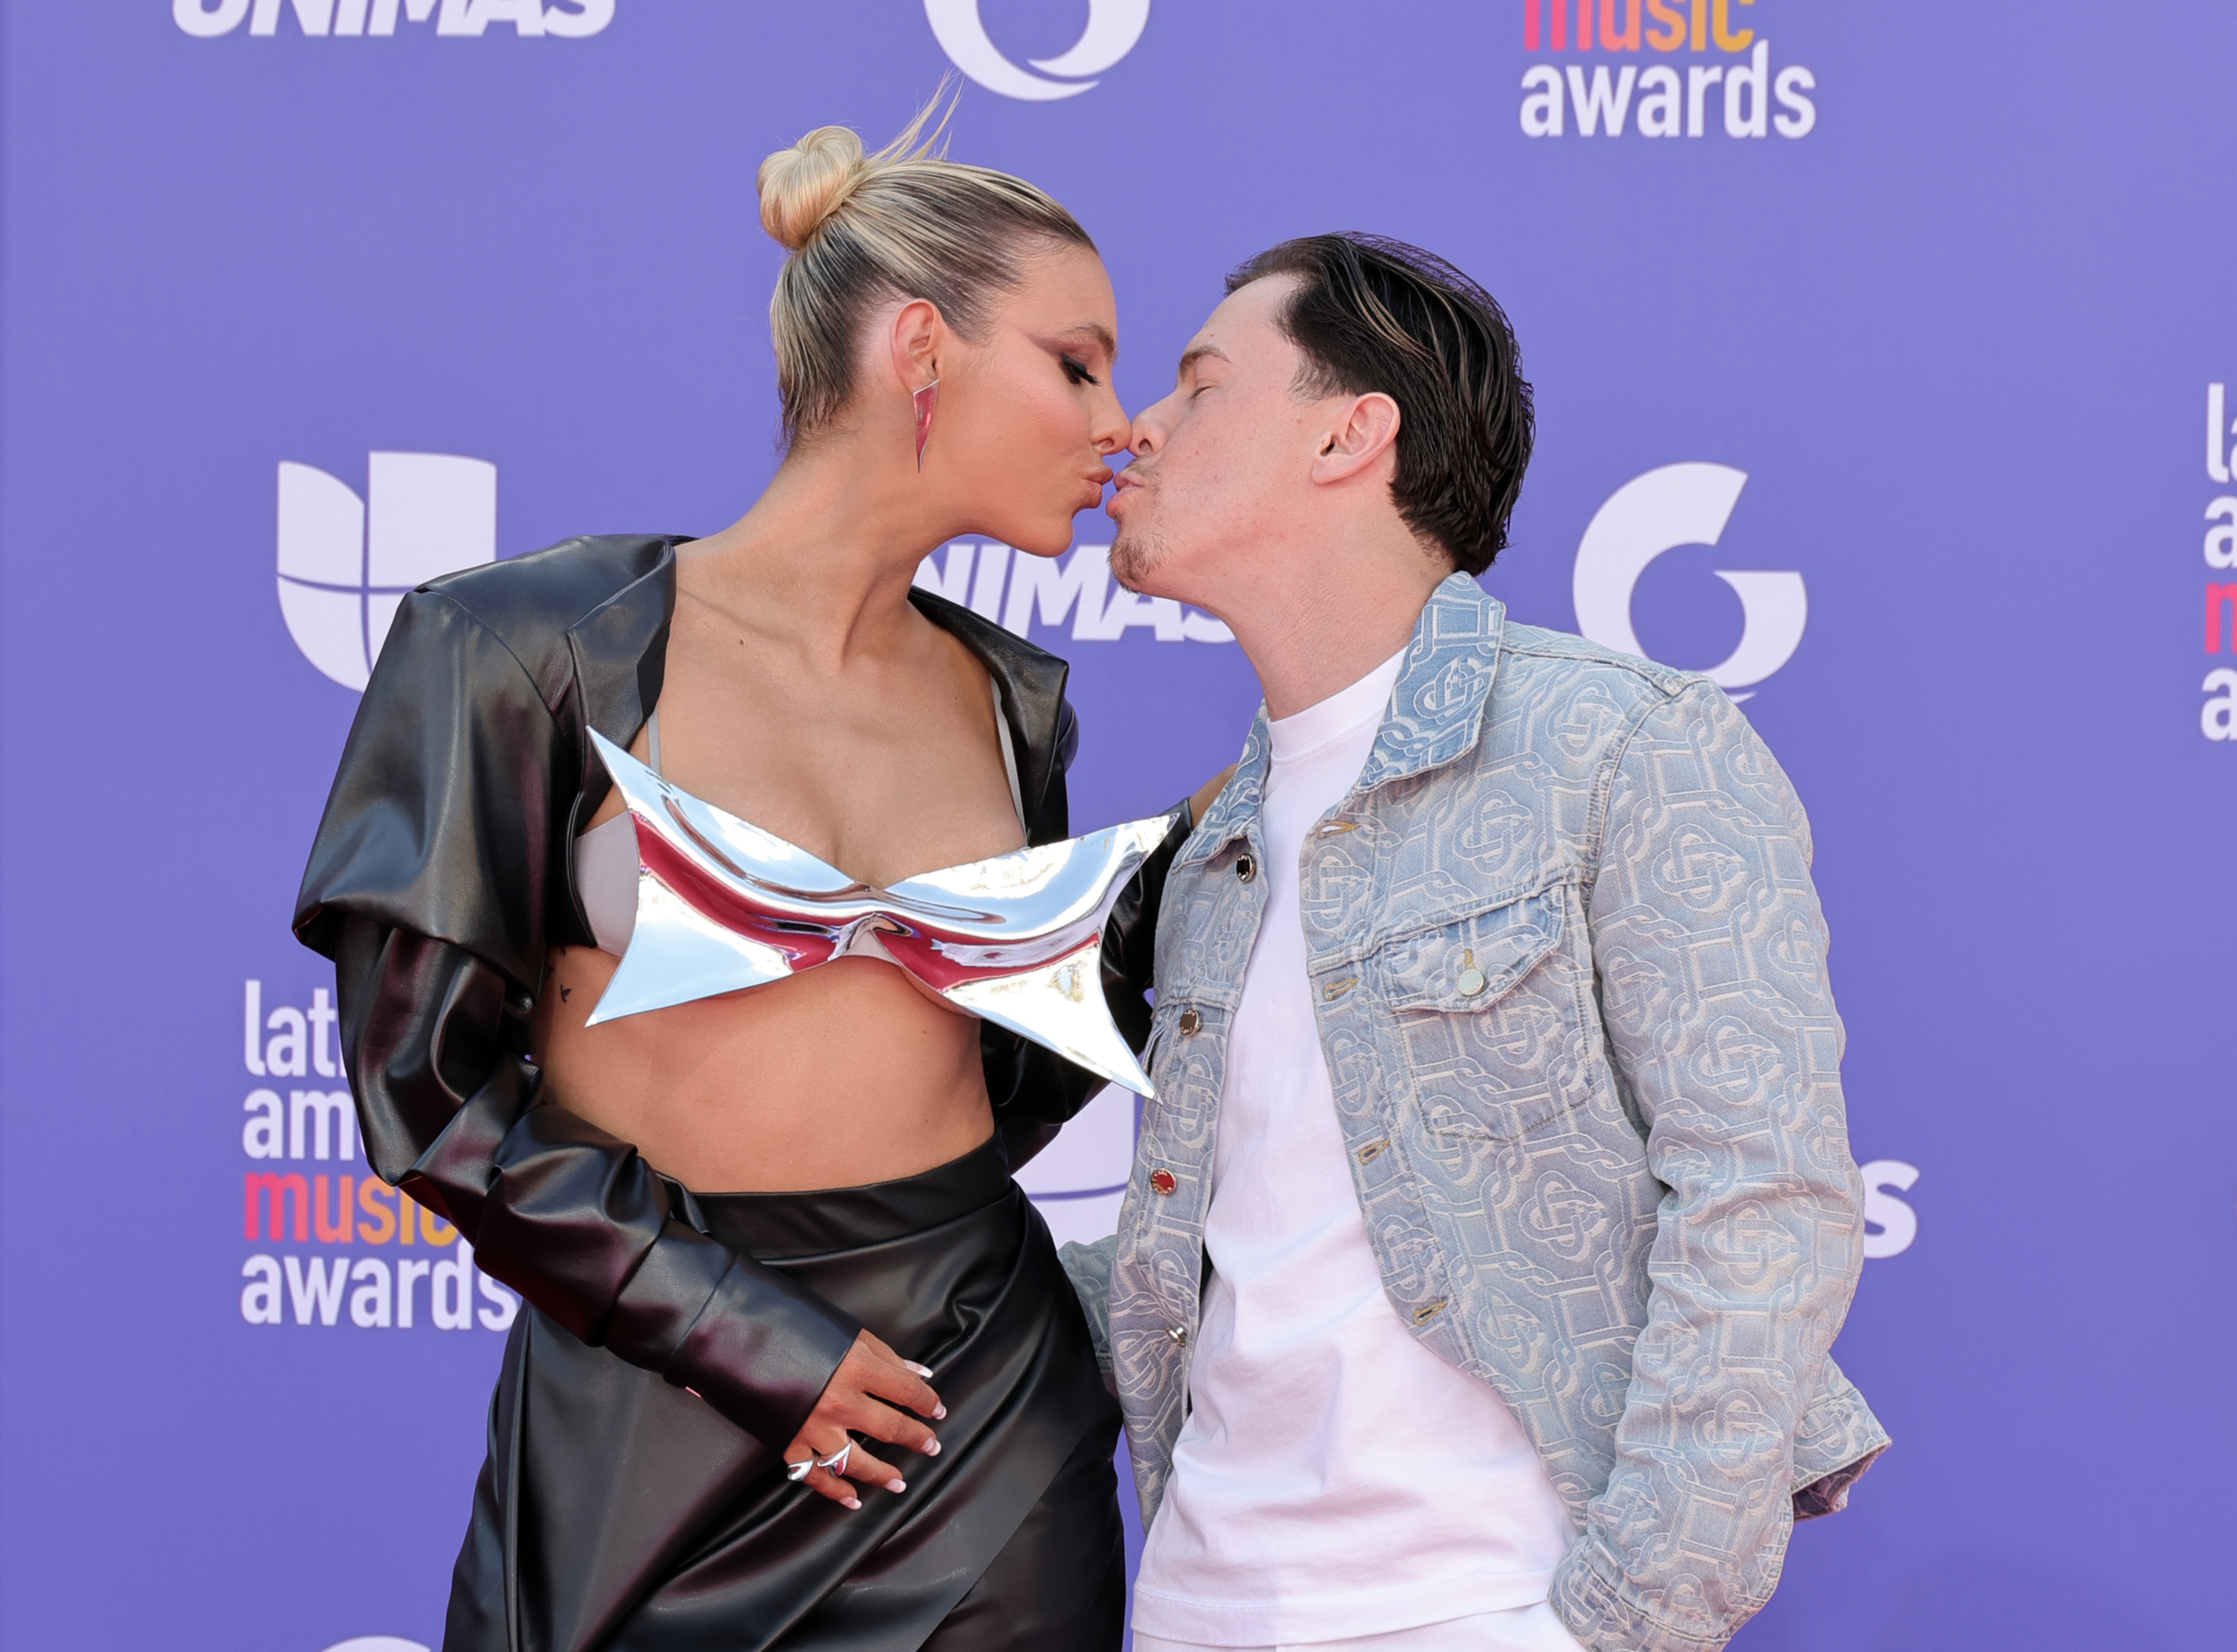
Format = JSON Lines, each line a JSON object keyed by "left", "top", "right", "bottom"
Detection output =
{"left": 1063, "top": 574, "right": 1887, "bottom": 1652}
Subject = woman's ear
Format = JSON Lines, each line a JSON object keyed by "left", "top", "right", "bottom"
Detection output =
{"left": 1310, "top": 392, "right": 1402, "bottom": 486}
{"left": 887, "top": 298, "right": 942, "bottom": 391}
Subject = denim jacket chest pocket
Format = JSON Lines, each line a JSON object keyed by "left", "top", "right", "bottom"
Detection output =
{"left": 1371, "top": 883, "right": 1581, "bottom": 1141}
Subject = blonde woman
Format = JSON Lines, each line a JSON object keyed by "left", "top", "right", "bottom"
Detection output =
{"left": 295, "top": 107, "right": 1205, "bottom": 1650}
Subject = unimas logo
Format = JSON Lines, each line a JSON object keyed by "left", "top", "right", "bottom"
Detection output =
{"left": 1572, "top": 462, "right": 1806, "bottom": 701}
{"left": 925, "top": 0, "right": 1149, "bottom": 101}
{"left": 276, "top": 453, "right": 495, "bottom": 690}
{"left": 174, "top": 0, "right": 611, "bottom": 38}
{"left": 913, "top": 540, "right": 1230, "bottom": 643}
{"left": 1519, "top": 0, "right": 1816, "bottom": 139}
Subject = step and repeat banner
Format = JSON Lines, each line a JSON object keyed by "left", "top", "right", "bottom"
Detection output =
{"left": 0, "top": 4, "right": 2230, "bottom": 1649}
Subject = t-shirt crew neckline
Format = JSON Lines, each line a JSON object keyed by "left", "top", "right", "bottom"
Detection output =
{"left": 1267, "top": 648, "right": 1408, "bottom": 767}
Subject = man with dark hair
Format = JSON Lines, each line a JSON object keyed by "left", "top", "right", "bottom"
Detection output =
{"left": 1061, "top": 234, "right": 1885, "bottom": 1652}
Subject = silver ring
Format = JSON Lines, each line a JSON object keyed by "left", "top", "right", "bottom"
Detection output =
{"left": 815, "top": 1442, "right": 852, "bottom": 1479}
{"left": 784, "top": 1456, "right": 816, "bottom": 1483}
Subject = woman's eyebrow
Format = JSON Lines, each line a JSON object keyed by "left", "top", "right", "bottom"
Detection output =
{"left": 1041, "top": 323, "right": 1117, "bottom": 362}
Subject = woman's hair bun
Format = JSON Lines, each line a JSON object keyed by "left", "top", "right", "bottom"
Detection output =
{"left": 759, "top": 87, "right": 1094, "bottom": 444}
{"left": 757, "top": 125, "right": 869, "bottom": 252}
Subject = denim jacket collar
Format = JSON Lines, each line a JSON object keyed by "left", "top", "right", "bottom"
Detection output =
{"left": 1182, "top": 571, "right": 1506, "bottom": 868}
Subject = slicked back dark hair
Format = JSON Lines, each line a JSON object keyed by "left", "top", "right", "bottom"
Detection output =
{"left": 1227, "top": 233, "right": 1533, "bottom": 576}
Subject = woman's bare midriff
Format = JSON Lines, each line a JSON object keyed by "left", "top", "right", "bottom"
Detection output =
{"left": 532, "top": 948, "right": 994, "bottom": 1193}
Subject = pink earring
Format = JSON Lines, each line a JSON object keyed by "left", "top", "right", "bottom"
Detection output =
{"left": 913, "top": 377, "right": 940, "bottom": 471}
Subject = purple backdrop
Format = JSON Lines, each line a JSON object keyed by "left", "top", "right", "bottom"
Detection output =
{"left": 2, "top": 4, "right": 2232, "bottom": 1649}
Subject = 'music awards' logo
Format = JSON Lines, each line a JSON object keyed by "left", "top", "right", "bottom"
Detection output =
{"left": 925, "top": 0, "right": 1149, "bottom": 101}
{"left": 2202, "top": 383, "right": 2236, "bottom": 740}
{"left": 1519, "top": 0, "right": 1816, "bottom": 139}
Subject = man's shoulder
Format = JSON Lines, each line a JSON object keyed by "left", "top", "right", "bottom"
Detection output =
{"left": 1484, "top": 618, "right": 1714, "bottom": 743}
{"left": 1496, "top": 619, "right": 1703, "bottom": 701}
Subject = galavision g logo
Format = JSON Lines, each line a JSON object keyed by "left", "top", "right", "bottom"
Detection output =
{"left": 925, "top": 0, "right": 1149, "bottom": 101}
{"left": 1572, "top": 462, "right": 1806, "bottom": 701}
{"left": 276, "top": 453, "right": 496, "bottom": 691}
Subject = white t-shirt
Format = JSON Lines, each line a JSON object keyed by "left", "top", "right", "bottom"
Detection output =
{"left": 1132, "top": 650, "right": 1579, "bottom": 1650}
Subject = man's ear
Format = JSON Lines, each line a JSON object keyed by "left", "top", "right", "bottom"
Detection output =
{"left": 887, "top": 298, "right": 943, "bottom": 391}
{"left": 1309, "top": 393, "right": 1402, "bottom": 487}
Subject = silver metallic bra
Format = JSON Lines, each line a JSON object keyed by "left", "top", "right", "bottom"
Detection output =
{"left": 575, "top": 722, "right": 1174, "bottom": 1097}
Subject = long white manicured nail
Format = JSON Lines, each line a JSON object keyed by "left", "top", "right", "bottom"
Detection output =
{"left": 905, "top": 1361, "right": 935, "bottom": 1378}
{"left": 933, "top": 1404, "right": 947, "bottom": 1420}
{"left": 888, "top": 1478, "right": 907, "bottom": 1493}
{"left": 843, "top": 1495, "right": 861, "bottom": 1511}
{"left": 925, "top": 1438, "right": 942, "bottom": 1457}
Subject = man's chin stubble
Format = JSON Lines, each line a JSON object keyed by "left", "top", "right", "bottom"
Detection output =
{"left": 1108, "top": 531, "right": 1167, "bottom": 593}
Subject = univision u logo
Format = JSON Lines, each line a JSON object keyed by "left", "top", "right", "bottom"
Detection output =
{"left": 276, "top": 453, "right": 495, "bottom": 691}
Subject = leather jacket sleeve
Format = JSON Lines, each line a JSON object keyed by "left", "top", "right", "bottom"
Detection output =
{"left": 334, "top": 917, "right": 862, "bottom": 1448}
{"left": 296, "top": 588, "right": 860, "bottom": 1454}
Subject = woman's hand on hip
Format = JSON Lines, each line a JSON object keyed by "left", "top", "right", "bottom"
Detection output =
{"left": 781, "top": 1328, "right": 945, "bottom": 1509}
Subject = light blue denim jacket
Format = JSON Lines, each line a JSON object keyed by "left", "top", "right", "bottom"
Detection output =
{"left": 1063, "top": 574, "right": 1887, "bottom": 1652}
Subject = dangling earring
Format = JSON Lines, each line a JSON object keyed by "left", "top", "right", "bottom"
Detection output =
{"left": 913, "top": 377, "right": 940, "bottom": 471}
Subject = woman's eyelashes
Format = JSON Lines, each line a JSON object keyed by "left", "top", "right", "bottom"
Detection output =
{"left": 1060, "top": 355, "right": 1100, "bottom": 387}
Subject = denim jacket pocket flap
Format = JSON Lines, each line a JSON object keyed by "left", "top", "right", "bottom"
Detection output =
{"left": 1381, "top": 890, "right": 1563, "bottom": 1013}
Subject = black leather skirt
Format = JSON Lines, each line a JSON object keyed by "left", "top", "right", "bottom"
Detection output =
{"left": 442, "top": 1134, "right": 1124, "bottom": 1652}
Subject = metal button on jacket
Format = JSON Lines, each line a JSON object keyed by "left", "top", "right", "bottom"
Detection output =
{"left": 1149, "top": 1169, "right": 1177, "bottom": 1195}
{"left": 1234, "top": 854, "right": 1256, "bottom": 883}
{"left": 1457, "top": 965, "right": 1487, "bottom": 996}
{"left": 1165, "top": 1324, "right": 1189, "bottom": 1346}
{"left": 1177, "top": 1008, "right": 1202, "bottom": 1035}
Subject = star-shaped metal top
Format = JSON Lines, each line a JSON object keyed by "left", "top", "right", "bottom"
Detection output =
{"left": 584, "top": 729, "right": 1172, "bottom": 1097}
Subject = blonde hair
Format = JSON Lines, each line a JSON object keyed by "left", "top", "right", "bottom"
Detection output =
{"left": 756, "top": 93, "right": 1094, "bottom": 444}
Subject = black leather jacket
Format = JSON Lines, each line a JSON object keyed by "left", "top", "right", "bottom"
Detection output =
{"left": 293, "top": 535, "right": 1179, "bottom": 1454}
